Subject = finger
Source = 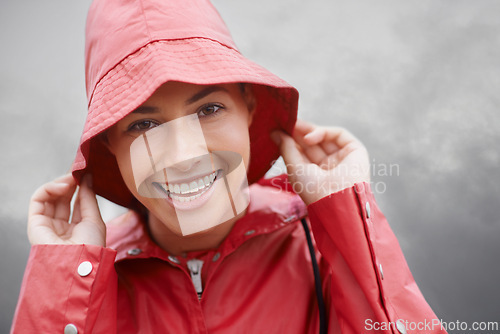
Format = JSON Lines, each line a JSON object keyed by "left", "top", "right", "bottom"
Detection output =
{"left": 297, "top": 121, "right": 362, "bottom": 148}
{"left": 78, "top": 175, "right": 103, "bottom": 222}
{"left": 31, "top": 182, "right": 72, "bottom": 205}
{"left": 292, "top": 128, "right": 328, "bottom": 165}
{"left": 296, "top": 138, "right": 327, "bottom": 166}
{"left": 296, "top": 126, "right": 366, "bottom": 168}
{"left": 318, "top": 128, "right": 367, "bottom": 167}
{"left": 320, "top": 140, "right": 341, "bottom": 155}
{"left": 31, "top": 174, "right": 76, "bottom": 202}
{"left": 294, "top": 119, "right": 315, "bottom": 135}
{"left": 29, "top": 176, "right": 76, "bottom": 217}
{"left": 322, "top": 127, "right": 362, "bottom": 148}
{"left": 303, "top": 127, "right": 326, "bottom": 145}
{"left": 272, "top": 131, "right": 308, "bottom": 172}
{"left": 337, "top": 141, "right": 367, "bottom": 161}
{"left": 43, "top": 201, "right": 55, "bottom": 220}
{"left": 53, "top": 184, "right": 79, "bottom": 222}
{"left": 304, "top": 126, "right": 363, "bottom": 154}
{"left": 294, "top": 121, "right": 338, "bottom": 165}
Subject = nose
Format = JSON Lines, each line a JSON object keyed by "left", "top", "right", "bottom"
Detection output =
{"left": 169, "top": 154, "right": 201, "bottom": 172}
{"left": 146, "top": 114, "right": 209, "bottom": 175}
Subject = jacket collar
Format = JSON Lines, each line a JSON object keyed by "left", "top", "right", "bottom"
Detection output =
{"left": 106, "top": 176, "right": 307, "bottom": 264}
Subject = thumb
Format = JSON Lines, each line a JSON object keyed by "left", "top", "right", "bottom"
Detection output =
{"left": 78, "top": 175, "right": 104, "bottom": 224}
{"left": 271, "top": 131, "right": 305, "bottom": 175}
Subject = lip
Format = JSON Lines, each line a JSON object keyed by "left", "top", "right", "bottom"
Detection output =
{"left": 163, "top": 169, "right": 217, "bottom": 187}
{"left": 153, "top": 169, "right": 223, "bottom": 211}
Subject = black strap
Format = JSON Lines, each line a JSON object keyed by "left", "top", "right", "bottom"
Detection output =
{"left": 301, "top": 218, "right": 327, "bottom": 334}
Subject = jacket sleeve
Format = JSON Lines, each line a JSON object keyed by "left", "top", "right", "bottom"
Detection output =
{"left": 307, "top": 182, "right": 446, "bottom": 334}
{"left": 11, "top": 244, "right": 117, "bottom": 334}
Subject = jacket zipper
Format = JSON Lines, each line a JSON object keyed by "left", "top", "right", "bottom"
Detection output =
{"left": 187, "top": 259, "right": 204, "bottom": 300}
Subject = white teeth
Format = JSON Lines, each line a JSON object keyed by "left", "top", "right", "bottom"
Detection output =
{"left": 156, "top": 170, "right": 219, "bottom": 202}
{"left": 180, "top": 183, "right": 189, "bottom": 194}
{"left": 189, "top": 181, "right": 199, "bottom": 193}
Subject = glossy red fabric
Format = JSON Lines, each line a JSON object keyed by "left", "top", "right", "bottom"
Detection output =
{"left": 11, "top": 178, "right": 446, "bottom": 334}
{"left": 72, "top": 0, "right": 298, "bottom": 207}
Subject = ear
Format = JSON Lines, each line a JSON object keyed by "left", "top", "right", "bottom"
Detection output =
{"left": 240, "top": 83, "right": 256, "bottom": 126}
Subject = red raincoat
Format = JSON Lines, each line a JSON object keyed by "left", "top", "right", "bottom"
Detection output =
{"left": 11, "top": 175, "right": 446, "bottom": 333}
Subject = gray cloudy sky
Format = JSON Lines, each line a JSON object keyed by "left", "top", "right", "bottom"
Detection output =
{"left": 1, "top": 0, "right": 499, "bottom": 332}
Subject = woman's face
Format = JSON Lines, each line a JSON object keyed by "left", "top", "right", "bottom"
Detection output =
{"left": 106, "top": 81, "right": 255, "bottom": 235}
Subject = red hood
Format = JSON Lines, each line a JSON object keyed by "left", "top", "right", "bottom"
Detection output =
{"left": 72, "top": 0, "right": 298, "bottom": 208}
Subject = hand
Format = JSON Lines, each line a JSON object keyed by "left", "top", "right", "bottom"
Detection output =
{"left": 28, "top": 174, "right": 106, "bottom": 247}
{"left": 272, "top": 119, "right": 370, "bottom": 205}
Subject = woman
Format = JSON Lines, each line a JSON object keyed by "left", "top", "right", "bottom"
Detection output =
{"left": 11, "top": 0, "right": 445, "bottom": 333}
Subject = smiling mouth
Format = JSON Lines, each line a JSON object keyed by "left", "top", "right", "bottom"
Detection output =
{"left": 153, "top": 169, "right": 222, "bottom": 202}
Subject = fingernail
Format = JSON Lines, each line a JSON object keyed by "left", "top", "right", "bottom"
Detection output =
{"left": 270, "top": 131, "right": 282, "bottom": 145}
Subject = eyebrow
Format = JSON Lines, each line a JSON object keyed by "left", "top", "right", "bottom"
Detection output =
{"left": 131, "top": 106, "right": 160, "bottom": 114}
{"left": 185, "top": 86, "right": 228, "bottom": 105}
{"left": 131, "top": 86, "right": 228, "bottom": 114}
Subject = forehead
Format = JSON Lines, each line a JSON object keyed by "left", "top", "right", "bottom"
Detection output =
{"left": 138, "top": 81, "right": 242, "bottom": 108}
{"left": 105, "top": 81, "right": 248, "bottom": 136}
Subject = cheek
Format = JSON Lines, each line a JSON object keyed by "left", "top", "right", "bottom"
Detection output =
{"left": 205, "top": 115, "right": 251, "bottom": 164}
{"left": 113, "top": 147, "right": 141, "bottom": 197}
{"left": 106, "top": 130, "right": 140, "bottom": 195}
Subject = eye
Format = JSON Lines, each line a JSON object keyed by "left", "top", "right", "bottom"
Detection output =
{"left": 127, "top": 120, "right": 159, "bottom": 132}
{"left": 197, "top": 104, "right": 223, "bottom": 117}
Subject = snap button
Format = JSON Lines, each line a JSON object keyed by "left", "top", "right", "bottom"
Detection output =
{"left": 212, "top": 252, "right": 221, "bottom": 262}
{"left": 244, "top": 229, "right": 255, "bottom": 236}
{"left": 396, "top": 320, "right": 407, "bottom": 334}
{"left": 127, "top": 248, "right": 142, "bottom": 256}
{"left": 64, "top": 323, "right": 78, "bottom": 334}
{"left": 168, "top": 255, "right": 180, "bottom": 264}
{"left": 379, "top": 263, "right": 384, "bottom": 280}
{"left": 77, "top": 261, "right": 92, "bottom": 277}
{"left": 365, "top": 201, "right": 371, "bottom": 218}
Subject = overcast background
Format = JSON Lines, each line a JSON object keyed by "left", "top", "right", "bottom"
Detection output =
{"left": 1, "top": 0, "right": 499, "bottom": 333}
